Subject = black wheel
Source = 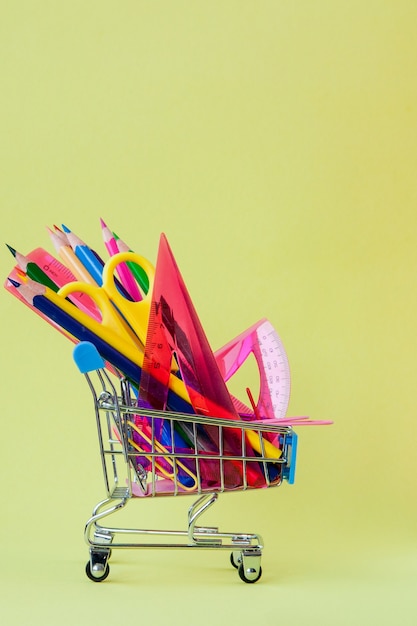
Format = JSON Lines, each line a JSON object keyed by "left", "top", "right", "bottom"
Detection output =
{"left": 238, "top": 563, "right": 262, "bottom": 584}
{"left": 85, "top": 560, "right": 110, "bottom": 582}
{"left": 230, "top": 551, "right": 241, "bottom": 569}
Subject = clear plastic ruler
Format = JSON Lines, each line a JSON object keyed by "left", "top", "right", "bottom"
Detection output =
{"left": 28, "top": 247, "right": 76, "bottom": 285}
{"left": 27, "top": 247, "right": 100, "bottom": 319}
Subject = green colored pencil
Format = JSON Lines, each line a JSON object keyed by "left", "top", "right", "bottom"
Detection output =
{"left": 112, "top": 233, "right": 150, "bottom": 294}
{"left": 6, "top": 244, "right": 60, "bottom": 292}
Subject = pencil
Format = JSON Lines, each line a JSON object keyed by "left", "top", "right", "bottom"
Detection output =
{"left": 53, "top": 224, "right": 69, "bottom": 244}
{"left": 113, "top": 233, "right": 150, "bottom": 294}
{"left": 62, "top": 223, "right": 135, "bottom": 301}
{"left": 6, "top": 244, "right": 60, "bottom": 292}
{"left": 7, "top": 276, "right": 76, "bottom": 342}
{"left": 11, "top": 278, "right": 192, "bottom": 413}
{"left": 47, "top": 227, "right": 98, "bottom": 285}
{"left": 62, "top": 224, "right": 105, "bottom": 286}
{"left": 100, "top": 219, "right": 143, "bottom": 301}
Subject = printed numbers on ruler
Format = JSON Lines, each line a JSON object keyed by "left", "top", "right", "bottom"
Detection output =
{"left": 256, "top": 320, "right": 291, "bottom": 420}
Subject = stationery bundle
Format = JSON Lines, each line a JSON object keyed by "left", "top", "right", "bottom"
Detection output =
{"left": 5, "top": 220, "right": 331, "bottom": 494}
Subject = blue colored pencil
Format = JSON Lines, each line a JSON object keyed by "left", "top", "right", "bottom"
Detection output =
{"left": 62, "top": 224, "right": 134, "bottom": 301}
{"left": 10, "top": 278, "right": 191, "bottom": 415}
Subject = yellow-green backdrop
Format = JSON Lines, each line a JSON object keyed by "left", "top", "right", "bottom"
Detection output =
{"left": 1, "top": 2, "right": 416, "bottom": 624}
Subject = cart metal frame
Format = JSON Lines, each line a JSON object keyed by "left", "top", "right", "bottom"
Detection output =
{"left": 76, "top": 348, "right": 297, "bottom": 584}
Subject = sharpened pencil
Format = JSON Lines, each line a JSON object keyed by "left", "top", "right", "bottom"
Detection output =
{"left": 47, "top": 227, "right": 98, "bottom": 285}
{"left": 62, "top": 224, "right": 105, "bottom": 286}
{"left": 113, "top": 233, "right": 150, "bottom": 294}
{"left": 11, "top": 277, "right": 192, "bottom": 413}
{"left": 100, "top": 218, "right": 143, "bottom": 301}
{"left": 6, "top": 244, "right": 60, "bottom": 292}
{"left": 63, "top": 223, "right": 134, "bottom": 301}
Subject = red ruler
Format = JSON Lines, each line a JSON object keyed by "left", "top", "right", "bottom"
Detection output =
{"left": 139, "top": 234, "right": 267, "bottom": 490}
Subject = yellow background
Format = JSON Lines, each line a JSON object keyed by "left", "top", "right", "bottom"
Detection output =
{"left": 1, "top": 1, "right": 416, "bottom": 624}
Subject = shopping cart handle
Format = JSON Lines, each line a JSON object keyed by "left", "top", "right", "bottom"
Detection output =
{"left": 73, "top": 341, "right": 106, "bottom": 373}
{"left": 282, "top": 432, "right": 298, "bottom": 485}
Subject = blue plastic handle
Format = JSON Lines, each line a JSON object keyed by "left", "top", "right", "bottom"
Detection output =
{"left": 282, "top": 432, "right": 298, "bottom": 485}
{"left": 73, "top": 341, "right": 105, "bottom": 373}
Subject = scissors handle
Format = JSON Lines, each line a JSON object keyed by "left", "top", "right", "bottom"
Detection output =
{"left": 103, "top": 251, "right": 154, "bottom": 297}
{"left": 58, "top": 251, "right": 155, "bottom": 349}
{"left": 102, "top": 251, "right": 155, "bottom": 346}
{"left": 58, "top": 280, "right": 142, "bottom": 351}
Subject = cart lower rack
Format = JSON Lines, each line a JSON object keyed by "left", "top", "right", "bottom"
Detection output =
{"left": 74, "top": 342, "right": 298, "bottom": 584}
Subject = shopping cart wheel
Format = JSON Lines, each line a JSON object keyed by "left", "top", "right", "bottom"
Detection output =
{"left": 238, "top": 563, "right": 262, "bottom": 584}
{"left": 85, "top": 559, "right": 110, "bottom": 582}
{"left": 230, "top": 551, "right": 242, "bottom": 569}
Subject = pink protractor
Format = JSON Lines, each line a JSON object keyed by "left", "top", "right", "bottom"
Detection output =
{"left": 215, "top": 318, "right": 291, "bottom": 420}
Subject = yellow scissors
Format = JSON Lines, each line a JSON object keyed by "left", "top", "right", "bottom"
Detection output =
{"left": 57, "top": 251, "right": 187, "bottom": 398}
{"left": 58, "top": 252, "right": 282, "bottom": 462}
{"left": 59, "top": 251, "right": 155, "bottom": 353}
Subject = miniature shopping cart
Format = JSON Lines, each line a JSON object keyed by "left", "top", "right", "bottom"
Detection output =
{"left": 74, "top": 341, "right": 298, "bottom": 584}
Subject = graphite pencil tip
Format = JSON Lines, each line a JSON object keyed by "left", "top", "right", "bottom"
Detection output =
{"left": 5, "top": 243, "right": 16, "bottom": 256}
